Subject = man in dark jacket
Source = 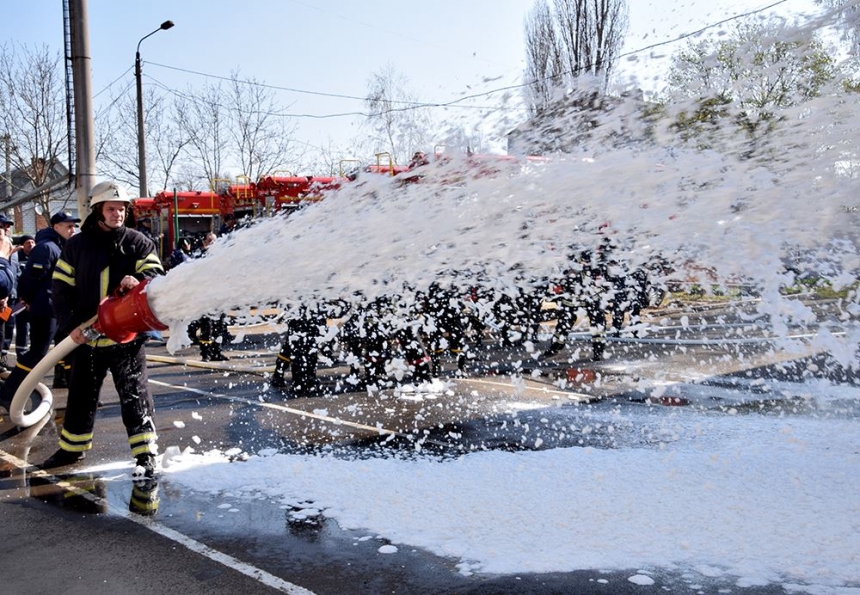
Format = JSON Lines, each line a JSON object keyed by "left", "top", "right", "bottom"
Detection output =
{"left": 168, "top": 237, "right": 191, "bottom": 270}
{"left": 13, "top": 234, "right": 35, "bottom": 355}
{"left": 0, "top": 212, "right": 78, "bottom": 414}
{"left": 40, "top": 181, "right": 165, "bottom": 478}
{"left": 0, "top": 214, "right": 18, "bottom": 362}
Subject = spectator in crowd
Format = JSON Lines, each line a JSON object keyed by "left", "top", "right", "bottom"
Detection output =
{"left": 136, "top": 217, "right": 156, "bottom": 242}
{"left": 168, "top": 237, "right": 192, "bottom": 270}
{"left": 12, "top": 234, "right": 35, "bottom": 356}
{"left": 0, "top": 230, "right": 16, "bottom": 306}
{"left": 218, "top": 213, "right": 236, "bottom": 236}
{"left": 0, "top": 214, "right": 19, "bottom": 365}
{"left": 0, "top": 212, "right": 78, "bottom": 414}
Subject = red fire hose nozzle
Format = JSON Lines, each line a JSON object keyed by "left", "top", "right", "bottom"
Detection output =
{"left": 94, "top": 278, "right": 168, "bottom": 343}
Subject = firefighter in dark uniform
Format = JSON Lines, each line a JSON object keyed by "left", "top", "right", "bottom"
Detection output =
{"left": 422, "top": 282, "right": 467, "bottom": 376}
{"left": 185, "top": 233, "right": 231, "bottom": 361}
{"left": 544, "top": 245, "right": 613, "bottom": 362}
{"left": 362, "top": 295, "right": 395, "bottom": 388}
{"left": 339, "top": 297, "right": 374, "bottom": 390}
{"left": 543, "top": 264, "right": 582, "bottom": 360}
{"left": 582, "top": 240, "right": 617, "bottom": 361}
{"left": 493, "top": 279, "right": 546, "bottom": 347}
{"left": 40, "top": 181, "right": 165, "bottom": 478}
{"left": 270, "top": 305, "right": 325, "bottom": 397}
{"left": 189, "top": 313, "right": 231, "bottom": 362}
{"left": 610, "top": 265, "right": 651, "bottom": 336}
{"left": 396, "top": 306, "right": 433, "bottom": 384}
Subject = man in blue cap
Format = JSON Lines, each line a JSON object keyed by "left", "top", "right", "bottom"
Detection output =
{"left": 0, "top": 211, "right": 79, "bottom": 414}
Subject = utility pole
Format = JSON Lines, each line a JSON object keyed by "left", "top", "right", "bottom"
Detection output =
{"left": 69, "top": 0, "right": 96, "bottom": 216}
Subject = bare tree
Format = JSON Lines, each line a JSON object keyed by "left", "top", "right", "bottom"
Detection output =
{"left": 364, "top": 65, "right": 434, "bottom": 165}
{"left": 174, "top": 82, "right": 229, "bottom": 189}
{"left": 523, "top": 0, "right": 629, "bottom": 116}
{"left": 225, "top": 72, "right": 298, "bottom": 182}
{"left": 97, "top": 86, "right": 189, "bottom": 195}
{"left": 439, "top": 124, "right": 490, "bottom": 154}
{"left": 0, "top": 43, "right": 69, "bottom": 215}
{"left": 525, "top": 1, "right": 565, "bottom": 115}
{"left": 307, "top": 136, "right": 349, "bottom": 177}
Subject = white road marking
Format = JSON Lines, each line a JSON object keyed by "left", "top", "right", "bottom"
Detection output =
{"left": 0, "top": 449, "right": 317, "bottom": 595}
{"left": 148, "top": 379, "right": 404, "bottom": 436}
{"left": 146, "top": 379, "right": 456, "bottom": 448}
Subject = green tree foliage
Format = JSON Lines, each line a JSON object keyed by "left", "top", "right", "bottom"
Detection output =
{"left": 665, "top": 19, "right": 838, "bottom": 143}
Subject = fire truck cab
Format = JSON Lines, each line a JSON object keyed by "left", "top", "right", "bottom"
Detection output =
{"left": 132, "top": 190, "right": 224, "bottom": 261}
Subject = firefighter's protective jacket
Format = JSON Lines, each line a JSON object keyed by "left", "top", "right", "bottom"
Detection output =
{"left": 52, "top": 213, "right": 164, "bottom": 338}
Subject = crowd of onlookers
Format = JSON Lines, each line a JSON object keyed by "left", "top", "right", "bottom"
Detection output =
{"left": 256, "top": 242, "right": 667, "bottom": 397}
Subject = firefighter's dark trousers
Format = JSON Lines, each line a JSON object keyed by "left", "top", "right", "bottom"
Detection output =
{"left": 58, "top": 337, "right": 158, "bottom": 458}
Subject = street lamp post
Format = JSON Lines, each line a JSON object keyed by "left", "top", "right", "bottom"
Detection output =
{"left": 135, "top": 20, "right": 174, "bottom": 199}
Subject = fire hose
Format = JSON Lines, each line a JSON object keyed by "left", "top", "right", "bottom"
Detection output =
{"left": 7, "top": 336, "right": 76, "bottom": 428}
{"left": 7, "top": 279, "right": 167, "bottom": 428}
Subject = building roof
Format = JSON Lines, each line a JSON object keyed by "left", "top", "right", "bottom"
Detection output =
{"left": 0, "top": 160, "right": 70, "bottom": 210}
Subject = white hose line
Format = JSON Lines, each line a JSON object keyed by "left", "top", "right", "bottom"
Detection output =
{"left": 2, "top": 368, "right": 53, "bottom": 428}
{"left": 10, "top": 336, "right": 78, "bottom": 428}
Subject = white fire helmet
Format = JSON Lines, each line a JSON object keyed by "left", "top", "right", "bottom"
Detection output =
{"left": 89, "top": 181, "right": 131, "bottom": 208}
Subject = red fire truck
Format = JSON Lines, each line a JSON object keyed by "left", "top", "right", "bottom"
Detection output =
{"left": 131, "top": 151, "right": 543, "bottom": 262}
{"left": 132, "top": 175, "right": 347, "bottom": 261}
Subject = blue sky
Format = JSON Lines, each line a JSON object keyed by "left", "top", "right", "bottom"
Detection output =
{"left": 1, "top": 0, "right": 823, "bottom": 156}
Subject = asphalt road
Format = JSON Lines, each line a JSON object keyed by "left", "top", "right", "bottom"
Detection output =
{"left": 0, "top": 297, "right": 853, "bottom": 594}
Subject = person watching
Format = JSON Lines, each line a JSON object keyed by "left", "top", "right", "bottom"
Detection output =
{"left": 0, "top": 212, "right": 79, "bottom": 413}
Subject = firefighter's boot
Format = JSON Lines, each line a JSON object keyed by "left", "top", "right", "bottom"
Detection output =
{"left": 129, "top": 478, "right": 160, "bottom": 516}
{"left": 270, "top": 348, "right": 290, "bottom": 389}
{"left": 455, "top": 352, "right": 467, "bottom": 377}
{"left": 591, "top": 336, "right": 606, "bottom": 362}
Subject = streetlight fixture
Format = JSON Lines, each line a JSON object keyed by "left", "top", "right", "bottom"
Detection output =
{"left": 135, "top": 20, "right": 174, "bottom": 198}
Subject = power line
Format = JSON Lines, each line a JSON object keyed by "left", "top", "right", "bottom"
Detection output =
{"left": 93, "top": 65, "right": 133, "bottom": 98}
{"left": 143, "top": 65, "right": 513, "bottom": 117}
{"left": 145, "top": 73, "right": 513, "bottom": 121}
{"left": 113, "top": 0, "right": 824, "bottom": 125}
{"left": 147, "top": 61, "right": 392, "bottom": 104}
{"left": 616, "top": 0, "right": 794, "bottom": 61}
